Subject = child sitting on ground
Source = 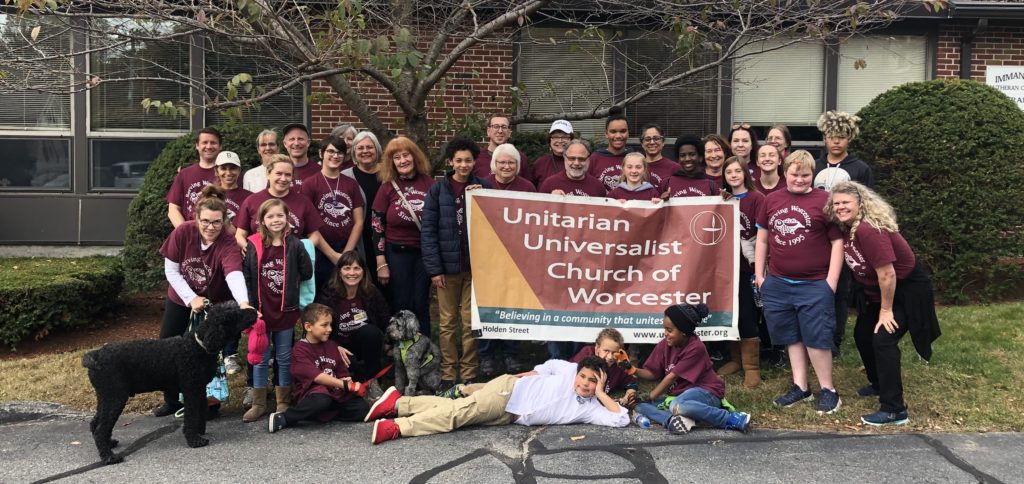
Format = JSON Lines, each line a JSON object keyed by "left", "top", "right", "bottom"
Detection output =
{"left": 268, "top": 303, "right": 370, "bottom": 432}
{"left": 633, "top": 303, "right": 751, "bottom": 434}
{"left": 570, "top": 328, "right": 639, "bottom": 407}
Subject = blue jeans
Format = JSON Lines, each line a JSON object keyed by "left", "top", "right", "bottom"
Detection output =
{"left": 547, "top": 341, "right": 582, "bottom": 361}
{"left": 635, "top": 387, "right": 729, "bottom": 428}
{"left": 253, "top": 329, "right": 294, "bottom": 389}
{"left": 385, "top": 243, "right": 431, "bottom": 336}
{"left": 478, "top": 339, "right": 519, "bottom": 359}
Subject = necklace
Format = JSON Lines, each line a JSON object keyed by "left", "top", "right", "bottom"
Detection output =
{"left": 322, "top": 172, "right": 340, "bottom": 209}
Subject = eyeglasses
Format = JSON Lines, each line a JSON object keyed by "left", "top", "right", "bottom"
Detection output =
{"left": 731, "top": 123, "right": 752, "bottom": 130}
{"left": 258, "top": 142, "right": 277, "bottom": 148}
{"left": 323, "top": 149, "right": 344, "bottom": 157}
{"left": 488, "top": 124, "right": 511, "bottom": 131}
{"left": 495, "top": 160, "right": 517, "bottom": 166}
{"left": 565, "top": 156, "right": 588, "bottom": 162}
{"left": 550, "top": 135, "right": 571, "bottom": 141}
{"left": 641, "top": 136, "right": 664, "bottom": 143}
{"left": 198, "top": 219, "right": 224, "bottom": 228}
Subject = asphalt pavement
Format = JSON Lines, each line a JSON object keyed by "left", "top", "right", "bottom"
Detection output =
{"left": 1, "top": 401, "right": 1017, "bottom": 483}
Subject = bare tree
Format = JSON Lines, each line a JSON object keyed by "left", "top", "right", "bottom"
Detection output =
{"left": 1, "top": 0, "right": 940, "bottom": 147}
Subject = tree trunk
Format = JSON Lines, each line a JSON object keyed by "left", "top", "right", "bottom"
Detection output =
{"left": 405, "top": 109, "right": 431, "bottom": 160}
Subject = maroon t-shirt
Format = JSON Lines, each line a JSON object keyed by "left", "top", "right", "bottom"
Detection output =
{"left": 642, "top": 337, "right": 725, "bottom": 398}
{"left": 756, "top": 188, "right": 842, "bottom": 280}
{"left": 607, "top": 185, "right": 661, "bottom": 201}
{"left": 486, "top": 174, "right": 537, "bottom": 192}
{"left": 570, "top": 345, "right": 637, "bottom": 393}
{"left": 235, "top": 189, "right": 325, "bottom": 237}
{"left": 372, "top": 174, "right": 435, "bottom": 247}
{"left": 736, "top": 191, "right": 764, "bottom": 242}
{"left": 329, "top": 295, "right": 369, "bottom": 345}
{"left": 224, "top": 187, "right": 253, "bottom": 224}
{"left": 588, "top": 150, "right": 629, "bottom": 191}
{"left": 538, "top": 171, "right": 607, "bottom": 197}
{"left": 160, "top": 221, "right": 243, "bottom": 306}
{"left": 291, "top": 161, "right": 321, "bottom": 189}
{"left": 844, "top": 223, "right": 917, "bottom": 301}
{"left": 300, "top": 172, "right": 365, "bottom": 247}
{"left": 257, "top": 244, "right": 299, "bottom": 331}
{"left": 291, "top": 339, "right": 354, "bottom": 420}
{"left": 646, "top": 158, "right": 678, "bottom": 191}
{"left": 167, "top": 163, "right": 217, "bottom": 221}
{"left": 474, "top": 147, "right": 529, "bottom": 179}
{"left": 753, "top": 171, "right": 787, "bottom": 195}
{"left": 665, "top": 175, "right": 718, "bottom": 198}
{"left": 528, "top": 153, "right": 564, "bottom": 187}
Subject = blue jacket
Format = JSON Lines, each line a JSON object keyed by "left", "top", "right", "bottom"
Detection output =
{"left": 421, "top": 174, "right": 491, "bottom": 276}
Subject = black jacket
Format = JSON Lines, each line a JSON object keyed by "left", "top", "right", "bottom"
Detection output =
{"left": 421, "top": 174, "right": 491, "bottom": 276}
{"left": 814, "top": 152, "right": 874, "bottom": 189}
{"left": 243, "top": 233, "right": 313, "bottom": 312}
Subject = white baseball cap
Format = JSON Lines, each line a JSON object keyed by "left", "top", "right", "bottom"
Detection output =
{"left": 549, "top": 119, "right": 573, "bottom": 135}
{"left": 215, "top": 151, "right": 241, "bottom": 167}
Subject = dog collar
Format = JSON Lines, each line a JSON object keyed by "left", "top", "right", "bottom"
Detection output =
{"left": 194, "top": 333, "right": 212, "bottom": 353}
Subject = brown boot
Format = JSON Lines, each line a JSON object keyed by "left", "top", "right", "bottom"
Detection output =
{"left": 717, "top": 341, "right": 742, "bottom": 376}
{"left": 242, "top": 387, "right": 267, "bottom": 423}
{"left": 741, "top": 338, "right": 762, "bottom": 388}
{"left": 275, "top": 386, "right": 292, "bottom": 413}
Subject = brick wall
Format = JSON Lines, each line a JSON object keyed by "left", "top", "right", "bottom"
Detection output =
{"left": 309, "top": 36, "right": 515, "bottom": 149}
{"left": 936, "top": 23, "right": 1024, "bottom": 80}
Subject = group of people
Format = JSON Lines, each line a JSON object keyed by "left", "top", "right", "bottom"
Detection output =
{"left": 155, "top": 106, "right": 939, "bottom": 442}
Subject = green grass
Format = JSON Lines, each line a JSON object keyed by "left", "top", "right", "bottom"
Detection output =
{"left": 1, "top": 301, "right": 1021, "bottom": 433}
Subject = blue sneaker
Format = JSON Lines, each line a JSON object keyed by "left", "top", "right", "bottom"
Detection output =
{"left": 861, "top": 410, "right": 909, "bottom": 426}
{"left": 817, "top": 388, "right": 842, "bottom": 415}
{"left": 723, "top": 412, "right": 751, "bottom": 433}
{"left": 773, "top": 384, "right": 813, "bottom": 407}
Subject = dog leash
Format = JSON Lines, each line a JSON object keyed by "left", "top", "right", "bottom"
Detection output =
{"left": 348, "top": 363, "right": 394, "bottom": 398}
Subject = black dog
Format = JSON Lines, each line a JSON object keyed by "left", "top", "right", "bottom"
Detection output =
{"left": 82, "top": 301, "right": 256, "bottom": 464}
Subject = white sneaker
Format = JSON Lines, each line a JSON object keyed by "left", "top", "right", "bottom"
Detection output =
{"left": 224, "top": 355, "right": 242, "bottom": 375}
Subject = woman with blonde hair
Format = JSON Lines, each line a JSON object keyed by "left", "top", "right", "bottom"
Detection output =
{"left": 826, "top": 181, "right": 939, "bottom": 426}
{"left": 371, "top": 136, "right": 436, "bottom": 335}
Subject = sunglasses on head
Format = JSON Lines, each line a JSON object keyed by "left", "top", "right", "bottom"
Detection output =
{"left": 731, "top": 123, "right": 752, "bottom": 130}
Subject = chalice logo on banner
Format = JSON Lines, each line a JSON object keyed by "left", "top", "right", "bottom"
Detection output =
{"left": 690, "top": 210, "right": 727, "bottom": 246}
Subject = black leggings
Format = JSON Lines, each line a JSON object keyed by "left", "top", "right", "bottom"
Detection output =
{"left": 282, "top": 393, "right": 370, "bottom": 426}
{"left": 737, "top": 272, "right": 761, "bottom": 339}
{"left": 337, "top": 324, "right": 385, "bottom": 381}
{"left": 159, "top": 300, "right": 193, "bottom": 406}
{"left": 854, "top": 301, "right": 909, "bottom": 413}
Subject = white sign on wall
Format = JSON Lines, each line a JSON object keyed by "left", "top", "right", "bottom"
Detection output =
{"left": 987, "top": 65, "right": 1024, "bottom": 110}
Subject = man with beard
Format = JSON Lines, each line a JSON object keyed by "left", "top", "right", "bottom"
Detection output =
{"left": 538, "top": 140, "right": 606, "bottom": 197}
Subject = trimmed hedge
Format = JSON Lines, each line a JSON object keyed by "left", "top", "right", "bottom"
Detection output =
{"left": 122, "top": 123, "right": 280, "bottom": 291}
{"left": 0, "top": 257, "right": 123, "bottom": 348}
{"left": 853, "top": 79, "right": 1024, "bottom": 303}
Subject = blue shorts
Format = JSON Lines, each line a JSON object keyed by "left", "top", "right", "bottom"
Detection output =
{"left": 760, "top": 275, "right": 836, "bottom": 349}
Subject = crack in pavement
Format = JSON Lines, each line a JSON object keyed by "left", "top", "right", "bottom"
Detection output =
{"left": 30, "top": 421, "right": 181, "bottom": 484}
{"left": 916, "top": 434, "right": 1006, "bottom": 484}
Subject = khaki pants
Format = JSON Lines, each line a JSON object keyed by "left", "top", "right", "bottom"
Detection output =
{"left": 437, "top": 271, "right": 478, "bottom": 381}
{"left": 395, "top": 374, "right": 518, "bottom": 437}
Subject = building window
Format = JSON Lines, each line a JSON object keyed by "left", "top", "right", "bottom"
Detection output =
{"left": 88, "top": 19, "right": 191, "bottom": 132}
{"left": 516, "top": 27, "right": 719, "bottom": 142}
{"left": 0, "top": 138, "right": 72, "bottom": 190}
{"left": 621, "top": 33, "right": 718, "bottom": 138}
{"left": 837, "top": 35, "right": 928, "bottom": 114}
{"left": 516, "top": 27, "right": 614, "bottom": 140}
{"left": 0, "top": 14, "right": 71, "bottom": 130}
{"left": 90, "top": 138, "right": 171, "bottom": 189}
{"left": 733, "top": 39, "right": 826, "bottom": 127}
{"left": 203, "top": 40, "right": 307, "bottom": 128}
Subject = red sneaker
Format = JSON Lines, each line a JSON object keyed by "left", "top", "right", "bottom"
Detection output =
{"left": 371, "top": 419, "right": 401, "bottom": 445}
{"left": 364, "top": 386, "right": 400, "bottom": 422}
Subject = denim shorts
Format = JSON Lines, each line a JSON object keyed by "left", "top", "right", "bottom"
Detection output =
{"left": 760, "top": 275, "right": 836, "bottom": 349}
